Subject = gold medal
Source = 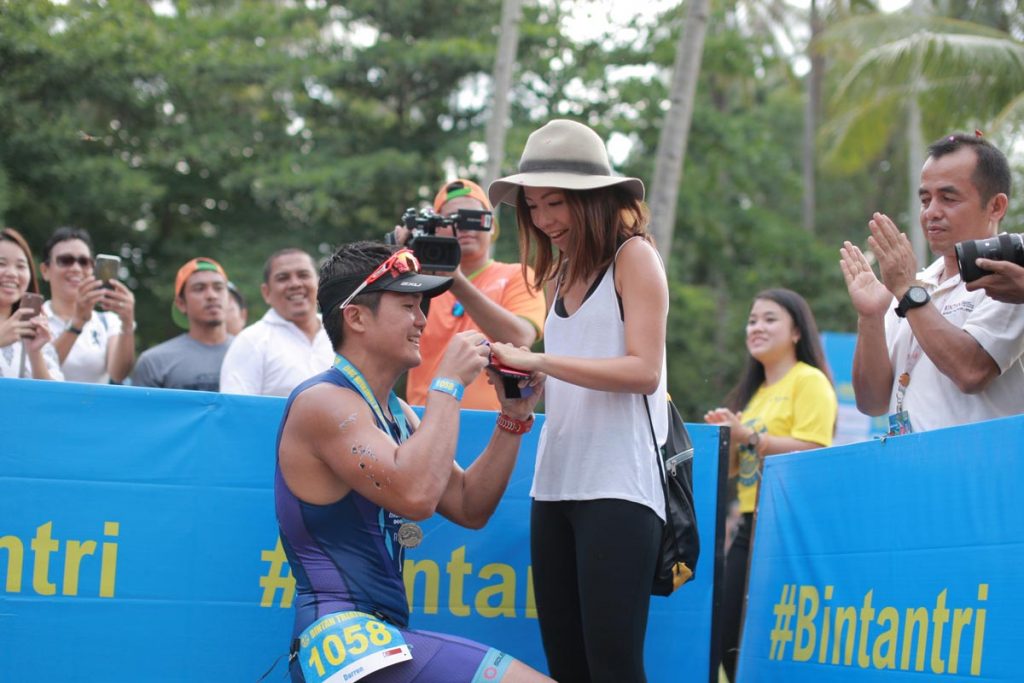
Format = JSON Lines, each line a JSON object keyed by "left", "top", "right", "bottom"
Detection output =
{"left": 397, "top": 522, "right": 423, "bottom": 549}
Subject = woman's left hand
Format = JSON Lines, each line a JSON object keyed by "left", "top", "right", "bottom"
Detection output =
{"left": 489, "top": 342, "right": 541, "bottom": 373}
{"left": 100, "top": 280, "right": 135, "bottom": 326}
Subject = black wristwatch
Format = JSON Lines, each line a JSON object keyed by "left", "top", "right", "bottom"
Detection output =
{"left": 895, "top": 285, "right": 930, "bottom": 318}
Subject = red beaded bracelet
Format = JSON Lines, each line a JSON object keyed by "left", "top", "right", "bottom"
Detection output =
{"left": 496, "top": 413, "right": 534, "bottom": 434}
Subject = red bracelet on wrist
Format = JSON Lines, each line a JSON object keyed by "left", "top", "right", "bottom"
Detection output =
{"left": 496, "top": 413, "right": 534, "bottom": 434}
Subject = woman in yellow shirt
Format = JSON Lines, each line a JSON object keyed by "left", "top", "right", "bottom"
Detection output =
{"left": 705, "top": 288, "right": 837, "bottom": 682}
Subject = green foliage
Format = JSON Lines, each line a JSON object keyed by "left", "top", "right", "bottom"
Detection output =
{"left": 4, "top": 0, "right": 1017, "bottom": 424}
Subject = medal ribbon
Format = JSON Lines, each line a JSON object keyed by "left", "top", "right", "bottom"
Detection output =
{"left": 332, "top": 354, "right": 409, "bottom": 441}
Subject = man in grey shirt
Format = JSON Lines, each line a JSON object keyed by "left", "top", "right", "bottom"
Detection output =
{"left": 130, "top": 257, "right": 233, "bottom": 392}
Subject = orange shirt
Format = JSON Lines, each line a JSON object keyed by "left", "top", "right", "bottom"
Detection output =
{"left": 406, "top": 261, "right": 546, "bottom": 410}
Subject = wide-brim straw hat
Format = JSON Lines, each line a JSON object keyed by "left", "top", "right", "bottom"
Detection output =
{"left": 488, "top": 119, "right": 645, "bottom": 207}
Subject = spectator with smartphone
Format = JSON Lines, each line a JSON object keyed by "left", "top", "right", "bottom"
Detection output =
{"left": 39, "top": 226, "right": 136, "bottom": 384}
{"left": 401, "top": 179, "right": 546, "bottom": 410}
{"left": 0, "top": 228, "right": 62, "bottom": 380}
{"left": 220, "top": 248, "right": 333, "bottom": 397}
{"left": 130, "top": 257, "right": 232, "bottom": 392}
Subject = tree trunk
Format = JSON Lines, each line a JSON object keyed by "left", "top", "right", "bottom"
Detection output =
{"left": 484, "top": 0, "right": 522, "bottom": 189}
{"left": 907, "top": 98, "right": 928, "bottom": 264}
{"left": 648, "top": 0, "right": 711, "bottom": 265}
{"left": 802, "top": 0, "right": 823, "bottom": 233}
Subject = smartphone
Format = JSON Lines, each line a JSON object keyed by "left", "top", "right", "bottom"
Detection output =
{"left": 488, "top": 358, "right": 533, "bottom": 399}
{"left": 94, "top": 254, "right": 121, "bottom": 289}
{"left": 18, "top": 292, "right": 44, "bottom": 338}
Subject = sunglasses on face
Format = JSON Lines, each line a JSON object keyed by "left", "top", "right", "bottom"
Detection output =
{"left": 337, "top": 248, "right": 421, "bottom": 311}
{"left": 53, "top": 255, "right": 93, "bottom": 269}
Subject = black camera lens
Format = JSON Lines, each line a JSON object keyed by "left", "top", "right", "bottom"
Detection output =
{"left": 955, "top": 233, "right": 1024, "bottom": 282}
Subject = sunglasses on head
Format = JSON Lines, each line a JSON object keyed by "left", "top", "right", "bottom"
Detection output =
{"left": 337, "top": 248, "right": 421, "bottom": 311}
{"left": 53, "top": 255, "right": 93, "bottom": 269}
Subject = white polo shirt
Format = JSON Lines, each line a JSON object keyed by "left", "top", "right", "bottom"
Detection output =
{"left": 219, "top": 308, "right": 334, "bottom": 397}
{"left": 884, "top": 257, "right": 1024, "bottom": 432}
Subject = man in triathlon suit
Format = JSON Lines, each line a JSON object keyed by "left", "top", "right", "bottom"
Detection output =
{"left": 275, "top": 241, "right": 551, "bottom": 683}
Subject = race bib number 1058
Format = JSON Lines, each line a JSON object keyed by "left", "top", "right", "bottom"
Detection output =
{"left": 299, "top": 611, "right": 412, "bottom": 683}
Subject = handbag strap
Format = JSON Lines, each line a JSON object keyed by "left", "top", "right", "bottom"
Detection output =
{"left": 643, "top": 394, "right": 670, "bottom": 490}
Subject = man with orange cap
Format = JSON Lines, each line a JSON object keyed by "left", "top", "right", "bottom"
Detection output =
{"left": 130, "top": 257, "right": 233, "bottom": 391}
{"left": 403, "top": 179, "right": 545, "bottom": 410}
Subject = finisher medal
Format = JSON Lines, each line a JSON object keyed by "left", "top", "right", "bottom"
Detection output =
{"left": 397, "top": 522, "right": 423, "bottom": 548}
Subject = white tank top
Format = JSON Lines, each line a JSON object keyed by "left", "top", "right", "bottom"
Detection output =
{"left": 532, "top": 240, "right": 667, "bottom": 520}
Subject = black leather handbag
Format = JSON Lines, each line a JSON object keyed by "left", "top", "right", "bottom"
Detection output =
{"left": 645, "top": 397, "right": 700, "bottom": 596}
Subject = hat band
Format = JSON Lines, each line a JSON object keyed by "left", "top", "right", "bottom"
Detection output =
{"left": 518, "top": 158, "right": 611, "bottom": 176}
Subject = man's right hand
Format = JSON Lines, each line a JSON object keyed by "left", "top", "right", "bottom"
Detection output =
{"left": 840, "top": 241, "right": 893, "bottom": 318}
{"left": 434, "top": 330, "right": 490, "bottom": 387}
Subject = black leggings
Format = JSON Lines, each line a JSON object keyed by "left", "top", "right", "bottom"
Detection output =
{"left": 720, "top": 511, "right": 753, "bottom": 682}
{"left": 531, "top": 498, "right": 662, "bottom": 683}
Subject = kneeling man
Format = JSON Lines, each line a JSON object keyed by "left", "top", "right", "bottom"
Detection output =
{"left": 275, "top": 241, "right": 551, "bottom": 683}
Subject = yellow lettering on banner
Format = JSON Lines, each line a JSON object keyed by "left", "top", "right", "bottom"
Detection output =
{"left": 793, "top": 585, "right": 817, "bottom": 662}
{"left": 856, "top": 590, "right": 875, "bottom": 668}
{"left": 818, "top": 585, "right": 833, "bottom": 664}
{"left": 0, "top": 535, "right": 23, "bottom": 592}
{"left": 872, "top": 607, "right": 899, "bottom": 670}
{"left": 525, "top": 567, "right": 537, "bottom": 619}
{"left": 948, "top": 607, "right": 972, "bottom": 673}
{"left": 446, "top": 546, "right": 472, "bottom": 617}
{"left": 99, "top": 521, "right": 119, "bottom": 598}
{"left": 62, "top": 540, "right": 97, "bottom": 596}
{"left": 475, "top": 563, "right": 516, "bottom": 618}
{"left": 971, "top": 584, "right": 988, "bottom": 676}
{"left": 31, "top": 522, "right": 58, "bottom": 595}
{"left": 404, "top": 558, "right": 440, "bottom": 614}
{"left": 930, "top": 589, "right": 949, "bottom": 674}
{"left": 901, "top": 607, "right": 928, "bottom": 671}
{"left": 831, "top": 606, "right": 856, "bottom": 666}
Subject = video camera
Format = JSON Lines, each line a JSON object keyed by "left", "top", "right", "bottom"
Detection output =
{"left": 386, "top": 207, "right": 494, "bottom": 272}
{"left": 955, "top": 233, "right": 1024, "bottom": 282}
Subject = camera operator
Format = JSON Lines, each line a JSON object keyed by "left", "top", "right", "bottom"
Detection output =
{"left": 965, "top": 244, "right": 1024, "bottom": 303}
{"left": 840, "top": 133, "right": 1024, "bottom": 434}
{"left": 396, "top": 179, "right": 546, "bottom": 410}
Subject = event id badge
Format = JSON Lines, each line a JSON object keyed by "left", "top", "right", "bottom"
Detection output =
{"left": 888, "top": 410, "right": 913, "bottom": 436}
{"left": 299, "top": 611, "right": 412, "bottom": 683}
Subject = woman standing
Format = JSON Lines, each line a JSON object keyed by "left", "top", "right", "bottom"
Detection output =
{"left": 488, "top": 119, "right": 668, "bottom": 682}
{"left": 0, "top": 228, "right": 62, "bottom": 380}
{"left": 704, "top": 288, "right": 837, "bottom": 681}
{"left": 40, "top": 227, "right": 135, "bottom": 383}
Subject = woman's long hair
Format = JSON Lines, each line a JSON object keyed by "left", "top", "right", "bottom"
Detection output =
{"left": 515, "top": 184, "right": 652, "bottom": 291}
{"left": 724, "top": 288, "right": 833, "bottom": 413}
{"left": 1, "top": 227, "right": 41, "bottom": 312}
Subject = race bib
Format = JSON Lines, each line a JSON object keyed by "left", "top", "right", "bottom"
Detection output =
{"left": 299, "top": 611, "right": 412, "bottom": 683}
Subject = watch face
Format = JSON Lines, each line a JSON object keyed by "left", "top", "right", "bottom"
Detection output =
{"left": 909, "top": 287, "right": 929, "bottom": 304}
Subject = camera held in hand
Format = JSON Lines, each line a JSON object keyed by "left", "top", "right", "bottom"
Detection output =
{"left": 955, "top": 233, "right": 1024, "bottom": 282}
{"left": 386, "top": 207, "right": 494, "bottom": 272}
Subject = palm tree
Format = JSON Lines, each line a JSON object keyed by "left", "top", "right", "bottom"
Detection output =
{"left": 484, "top": 0, "right": 523, "bottom": 189}
{"left": 820, "top": 8, "right": 1024, "bottom": 259}
{"left": 649, "top": 0, "right": 712, "bottom": 265}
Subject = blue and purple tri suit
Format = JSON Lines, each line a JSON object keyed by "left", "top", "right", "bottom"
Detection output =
{"left": 275, "top": 365, "right": 515, "bottom": 683}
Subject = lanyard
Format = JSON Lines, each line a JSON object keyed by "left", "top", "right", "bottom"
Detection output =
{"left": 332, "top": 354, "right": 409, "bottom": 441}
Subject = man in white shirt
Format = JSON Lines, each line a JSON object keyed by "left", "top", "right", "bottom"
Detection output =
{"left": 220, "top": 248, "right": 333, "bottom": 397}
{"left": 840, "top": 133, "right": 1024, "bottom": 433}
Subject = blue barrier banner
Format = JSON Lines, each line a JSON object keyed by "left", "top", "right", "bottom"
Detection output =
{"left": 738, "top": 415, "right": 1024, "bottom": 682}
{"left": 0, "top": 378, "right": 724, "bottom": 682}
